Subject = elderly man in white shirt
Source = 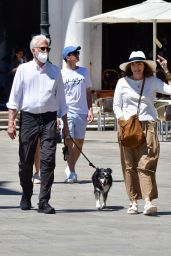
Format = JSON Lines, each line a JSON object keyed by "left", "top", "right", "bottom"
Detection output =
{"left": 7, "top": 34, "right": 69, "bottom": 214}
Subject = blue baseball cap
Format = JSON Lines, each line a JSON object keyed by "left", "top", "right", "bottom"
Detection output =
{"left": 62, "top": 45, "right": 81, "bottom": 60}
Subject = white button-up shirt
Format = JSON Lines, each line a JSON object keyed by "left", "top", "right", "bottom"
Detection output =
{"left": 7, "top": 59, "right": 67, "bottom": 117}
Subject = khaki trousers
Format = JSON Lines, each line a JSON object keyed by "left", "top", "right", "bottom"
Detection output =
{"left": 119, "top": 121, "right": 159, "bottom": 201}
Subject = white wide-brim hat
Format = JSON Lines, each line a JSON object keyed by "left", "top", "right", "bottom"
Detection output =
{"left": 119, "top": 51, "right": 156, "bottom": 72}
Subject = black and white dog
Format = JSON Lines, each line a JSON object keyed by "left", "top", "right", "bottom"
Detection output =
{"left": 92, "top": 168, "right": 113, "bottom": 210}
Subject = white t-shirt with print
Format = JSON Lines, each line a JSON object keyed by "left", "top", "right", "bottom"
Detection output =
{"left": 61, "top": 66, "right": 92, "bottom": 114}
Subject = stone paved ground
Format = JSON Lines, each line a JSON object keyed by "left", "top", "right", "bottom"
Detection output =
{"left": 0, "top": 130, "right": 171, "bottom": 256}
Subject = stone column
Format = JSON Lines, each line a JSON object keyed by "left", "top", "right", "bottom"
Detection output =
{"left": 49, "top": 0, "right": 102, "bottom": 89}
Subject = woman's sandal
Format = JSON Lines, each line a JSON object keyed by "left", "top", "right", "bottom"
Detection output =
{"left": 127, "top": 203, "right": 138, "bottom": 214}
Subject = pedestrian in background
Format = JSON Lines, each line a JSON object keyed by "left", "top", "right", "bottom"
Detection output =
{"left": 7, "top": 34, "right": 69, "bottom": 214}
{"left": 113, "top": 51, "right": 171, "bottom": 216}
{"left": 61, "top": 45, "right": 94, "bottom": 183}
{"left": 10, "top": 47, "right": 26, "bottom": 76}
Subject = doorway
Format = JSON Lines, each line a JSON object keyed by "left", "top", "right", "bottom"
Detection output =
{"left": 0, "top": 0, "right": 40, "bottom": 109}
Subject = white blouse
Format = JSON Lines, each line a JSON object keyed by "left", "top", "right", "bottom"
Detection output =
{"left": 113, "top": 76, "right": 171, "bottom": 121}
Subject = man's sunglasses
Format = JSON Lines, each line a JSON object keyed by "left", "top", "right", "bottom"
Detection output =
{"left": 35, "top": 47, "right": 51, "bottom": 52}
{"left": 68, "top": 51, "right": 80, "bottom": 56}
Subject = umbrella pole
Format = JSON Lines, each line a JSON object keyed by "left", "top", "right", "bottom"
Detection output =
{"left": 153, "top": 21, "right": 157, "bottom": 62}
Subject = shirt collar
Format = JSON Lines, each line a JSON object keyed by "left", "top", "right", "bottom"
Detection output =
{"left": 32, "top": 58, "right": 48, "bottom": 71}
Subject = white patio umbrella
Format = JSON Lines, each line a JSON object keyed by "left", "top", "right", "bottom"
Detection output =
{"left": 79, "top": 0, "right": 171, "bottom": 61}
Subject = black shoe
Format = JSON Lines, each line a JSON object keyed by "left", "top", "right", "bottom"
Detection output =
{"left": 20, "top": 195, "right": 31, "bottom": 210}
{"left": 38, "top": 202, "right": 56, "bottom": 214}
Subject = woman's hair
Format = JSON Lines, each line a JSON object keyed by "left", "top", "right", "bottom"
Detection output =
{"left": 30, "top": 34, "right": 50, "bottom": 51}
{"left": 124, "top": 62, "right": 154, "bottom": 77}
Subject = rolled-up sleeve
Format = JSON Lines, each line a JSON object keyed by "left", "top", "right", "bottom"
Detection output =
{"left": 56, "top": 71, "right": 68, "bottom": 117}
{"left": 6, "top": 66, "right": 23, "bottom": 111}
{"left": 154, "top": 77, "right": 171, "bottom": 95}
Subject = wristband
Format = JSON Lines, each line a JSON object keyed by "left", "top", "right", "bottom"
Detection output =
{"left": 165, "top": 71, "right": 171, "bottom": 81}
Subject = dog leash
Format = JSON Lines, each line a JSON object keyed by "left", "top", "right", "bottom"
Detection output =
{"left": 62, "top": 138, "right": 69, "bottom": 161}
{"left": 62, "top": 135, "right": 96, "bottom": 169}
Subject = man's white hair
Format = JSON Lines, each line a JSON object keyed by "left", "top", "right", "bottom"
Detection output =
{"left": 30, "top": 34, "right": 50, "bottom": 51}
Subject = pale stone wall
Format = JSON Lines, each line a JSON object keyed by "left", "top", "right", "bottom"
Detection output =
{"left": 49, "top": 0, "right": 102, "bottom": 90}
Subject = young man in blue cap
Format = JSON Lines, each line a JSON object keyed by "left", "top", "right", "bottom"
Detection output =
{"left": 61, "top": 45, "right": 94, "bottom": 183}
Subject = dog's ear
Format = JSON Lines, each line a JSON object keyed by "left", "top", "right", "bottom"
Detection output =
{"left": 107, "top": 168, "right": 112, "bottom": 174}
{"left": 96, "top": 168, "right": 101, "bottom": 173}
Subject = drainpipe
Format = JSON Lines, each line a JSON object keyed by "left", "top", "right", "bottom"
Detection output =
{"left": 40, "top": 0, "right": 51, "bottom": 43}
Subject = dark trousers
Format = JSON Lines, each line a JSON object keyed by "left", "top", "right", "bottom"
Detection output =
{"left": 18, "top": 111, "right": 57, "bottom": 203}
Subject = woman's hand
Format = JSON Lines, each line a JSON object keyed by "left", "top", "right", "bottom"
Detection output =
{"left": 118, "top": 117, "right": 125, "bottom": 125}
{"left": 157, "top": 55, "right": 169, "bottom": 73}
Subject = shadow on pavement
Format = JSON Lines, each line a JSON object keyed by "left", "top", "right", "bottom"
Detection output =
{"left": 0, "top": 188, "right": 21, "bottom": 195}
{"left": 53, "top": 180, "right": 92, "bottom": 184}
{"left": 54, "top": 180, "right": 124, "bottom": 185}
{"left": 56, "top": 205, "right": 124, "bottom": 213}
{"left": 0, "top": 206, "right": 20, "bottom": 209}
{"left": 0, "top": 181, "right": 21, "bottom": 196}
{"left": 157, "top": 211, "right": 171, "bottom": 216}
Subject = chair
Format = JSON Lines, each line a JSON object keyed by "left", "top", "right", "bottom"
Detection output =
{"left": 154, "top": 101, "right": 168, "bottom": 109}
{"left": 95, "top": 97, "right": 117, "bottom": 131}
{"left": 156, "top": 104, "right": 171, "bottom": 141}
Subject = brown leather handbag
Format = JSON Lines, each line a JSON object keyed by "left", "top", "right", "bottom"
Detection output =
{"left": 119, "top": 79, "right": 145, "bottom": 148}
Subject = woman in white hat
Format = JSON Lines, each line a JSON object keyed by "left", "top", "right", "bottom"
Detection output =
{"left": 113, "top": 51, "right": 171, "bottom": 216}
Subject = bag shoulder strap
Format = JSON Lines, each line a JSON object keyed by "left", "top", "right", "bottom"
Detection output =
{"left": 137, "top": 78, "right": 145, "bottom": 115}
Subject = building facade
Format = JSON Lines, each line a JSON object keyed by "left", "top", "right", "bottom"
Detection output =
{"left": 49, "top": 0, "right": 102, "bottom": 90}
{"left": 1, "top": 0, "right": 171, "bottom": 109}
